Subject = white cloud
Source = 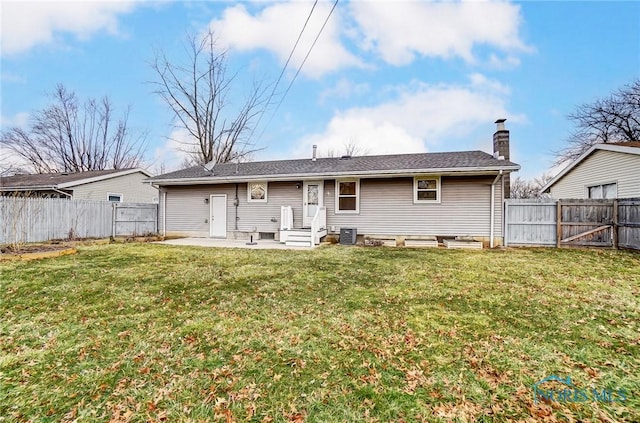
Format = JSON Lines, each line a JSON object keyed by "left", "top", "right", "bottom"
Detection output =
{"left": 488, "top": 53, "right": 521, "bottom": 69}
{"left": 318, "top": 77, "right": 370, "bottom": 104}
{"left": 0, "top": 113, "right": 31, "bottom": 171}
{"left": 349, "top": 1, "right": 530, "bottom": 65}
{"left": 208, "top": 1, "right": 530, "bottom": 77}
{"left": 152, "top": 128, "right": 194, "bottom": 173}
{"left": 1, "top": 72, "right": 27, "bottom": 84}
{"left": 208, "top": 2, "right": 363, "bottom": 78}
{"left": 1, "top": 1, "right": 137, "bottom": 56}
{"left": 0, "top": 147, "right": 30, "bottom": 173}
{"left": 1, "top": 112, "right": 30, "bottom": 128}
{"left": 304, "top": 117, "right": 426, "bottom": 158}
{"left": 293, "top": 75, "right": 524, "bottom": 158}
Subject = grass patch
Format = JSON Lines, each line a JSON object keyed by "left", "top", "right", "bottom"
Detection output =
{"left": 1, "top": 244, "right": 639, "bottom": 422}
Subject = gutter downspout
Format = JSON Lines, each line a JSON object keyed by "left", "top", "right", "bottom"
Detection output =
{"left": 234, "top": 183, "right": 239, "bottom": 231}
{"left": 490, "top": 170, "right": 503, "bottom": 248}
{"left": 162, "top": 189, "right": 167, "bottom": 237}
{"left": 150, "top": 183, "right": 166, "bottom": 237}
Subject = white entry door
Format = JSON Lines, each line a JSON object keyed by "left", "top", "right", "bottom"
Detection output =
{"left": 303, "top": 181, "right": 323, "bottom": 227}
{"left": 209, "top": 194, "right": 227, "bottom": 238}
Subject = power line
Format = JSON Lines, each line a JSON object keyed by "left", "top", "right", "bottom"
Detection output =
{"left": 254, "top": 0, "right": 339, "bottom": 145}
{"left": 247, "top": 0, "right": 318, "bottom": 145}
{"left": 270, "top": 0, "right": 319, "bottom": 105}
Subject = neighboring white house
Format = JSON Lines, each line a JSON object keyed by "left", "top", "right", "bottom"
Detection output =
{"left": 542, "top": 142, "right": 640, "bottom": 199}
{"left": 0, "top": 168, "right": 158, "bottom": 203}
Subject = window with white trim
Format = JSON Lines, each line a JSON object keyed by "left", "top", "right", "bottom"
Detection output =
{"left": 335, "top": 179, "right": 359, "bottom": 213}
{"left": 413, "top": 176, "right": 441, "bottom": 203}
{"left": 248, "top": 182, "right": 267, "bottom": 202}
{"left": 107, "top": 193, "right": 123, "bottom": 202}
{"left": 587, "top": 182, "right": 617, "bottom": 199}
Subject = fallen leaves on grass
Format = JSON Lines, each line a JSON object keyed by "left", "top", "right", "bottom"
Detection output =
{"left": 1, "top": 244, "right": 638, "bottom": 422}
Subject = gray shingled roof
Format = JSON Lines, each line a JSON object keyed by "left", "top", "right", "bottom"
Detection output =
{"left": 150, "top": 151, "right": 519, "bottom": 183}
{"left": 1, "top": 169, "right": 137, "bottom": 189}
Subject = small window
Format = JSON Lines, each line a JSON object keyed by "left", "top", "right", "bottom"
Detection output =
{"left": 603, "top": 183, "right": 617, "bottom": 199}
{"left": 414, "top": 176, "right": 441, "bottom": 203}
{"left": 107, "top": 193, "right": 122, "bottom": 202}
{"left": 248, "top": 182, "right": 267, "bottom": 202}
{"left": 587, "top": 182, "right": 617, "bottom": 199}
{"left": 335, "top": 179, "right": 359, "bottom": 213}
{"left": 588, "top": 185, "right": 602, "bottom": 199}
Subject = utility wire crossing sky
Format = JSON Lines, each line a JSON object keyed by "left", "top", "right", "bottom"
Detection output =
{"left": 1, "top": 1, "right": 638, "bottom": 178}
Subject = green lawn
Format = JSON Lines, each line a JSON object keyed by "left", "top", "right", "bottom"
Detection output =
{"left": 1, "top": 244, "right": 639, "bottom": 422}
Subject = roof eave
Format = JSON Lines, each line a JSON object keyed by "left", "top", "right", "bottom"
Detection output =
{"left": 150, "top": 165, "right": 520, "bottom": 186}
{"left": 0, "top": 185, "right": 58, "bottom": 191}
{"left": 57, "top": 168, "right": 151, "bottom": 188}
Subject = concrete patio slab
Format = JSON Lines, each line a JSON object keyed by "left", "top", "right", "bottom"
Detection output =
{"left": 154, "top": 237, "right": 314, "bottom": 250}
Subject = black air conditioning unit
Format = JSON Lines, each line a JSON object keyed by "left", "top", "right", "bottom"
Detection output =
{"left": 340, "top": 228, "right": 357, "bottom": 245}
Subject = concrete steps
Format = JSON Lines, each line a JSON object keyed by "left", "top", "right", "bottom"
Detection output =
{"left": 285, "top": 233, "right": 312, "bottom": 247}
{"left": 282, "top": 230, "right": 313, "bottom": 247}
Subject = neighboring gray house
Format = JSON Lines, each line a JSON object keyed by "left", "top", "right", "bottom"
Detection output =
{"left": 542, "top": 142, "right": 640, "bottom": 199}
{"left": 0, "top": 168, "right": 158, "bottom": 203}
{"left": 150, "top": 121, "right": 519, "bottom": 247}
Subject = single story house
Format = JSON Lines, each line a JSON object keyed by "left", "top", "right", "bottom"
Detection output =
{"left": 0, "top": 168, "right": 158, "bottom": 203}
{"left": 150, "top": 120, "right": 519, "bottom": 247}
{"left": 542, "top": 142, "right": 640, "bottom": 199}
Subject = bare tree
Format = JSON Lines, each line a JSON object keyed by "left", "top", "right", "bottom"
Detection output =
{"left": 324, "top": 138, "right": 370, "bottom": 158}
{"left": 0, "top": 85, "right": 147, "bottom": 173}
{"left": 556, "top": 79, "right": 640, "bottom": 164}
{"left": 0, "top": 150, "right": 27, "bottom": 176}
{"left": 510, "top": 173, "right": 554, "bottom": 199}
{"left": 151, "top": 31, "right": 267, "bottom": 166}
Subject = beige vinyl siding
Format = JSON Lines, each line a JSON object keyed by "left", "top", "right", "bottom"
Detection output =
{"left": 235, "top": 181, "right": 303, "bottom": 232}
{"left": 164, "top": 185, "right": 216, "bottom": 236}
{"left": 551, "top": 150, "right": 640, "bottom": 199}
{"left": 325, "top": 176, "right": 503, "bottom": 237}
{"left": 162, "top": 182, "right": 303, "bottom": 237}
{"left": 71, "top": 172, "right": 158, "bottom": 203}
{"left": 161, "top": 176, "right": 504, "bottom": 238}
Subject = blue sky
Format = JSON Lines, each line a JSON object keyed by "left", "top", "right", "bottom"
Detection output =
{"left": 1, "top": 1, "right": 639, "bottom": 179}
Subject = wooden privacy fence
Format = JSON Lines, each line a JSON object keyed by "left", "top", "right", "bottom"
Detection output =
{"left": 112, "top": 203, "right": 157, "bottom": 237}
{"left": 504, "top": 198, "right": 640, "bottom": 250}
{"left": 0, "top": 197, "right": 157, "bottom": 245}
{"left": 618, "top": 199, "right": 640, "bottom": 250}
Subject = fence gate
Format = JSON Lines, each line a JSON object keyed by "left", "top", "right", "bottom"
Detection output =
{"left": 112, "top": 203, "right": 158, "bottom": 237}
{"left": 504, "top": 200, "right": 557, "bottom": 246}
{"left": 618, "top": 199, "right": 640, "bottom": 250}
{"left": 556, "top": 200, "right": 614, "bottom": 248}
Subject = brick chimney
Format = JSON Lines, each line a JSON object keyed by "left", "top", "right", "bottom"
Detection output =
{"left": 493, "top": 118, "right": 511, "bottom": 198}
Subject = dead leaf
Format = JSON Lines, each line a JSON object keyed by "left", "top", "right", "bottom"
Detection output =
{"left": 585, "top": 367, "right": 600, "bottom": 378}
{"left": 117, "top": 330, "right": 130, "bottom": 339}
{"left": 284, "top": 412, "right": 305, "bottom": 423}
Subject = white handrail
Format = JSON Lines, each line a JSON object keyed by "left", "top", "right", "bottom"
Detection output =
{"left": 310, "top": 206, "right": 326, "bottom": 246}
{"left": 280, "top": 206, "right": 293, "bottom": 230}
